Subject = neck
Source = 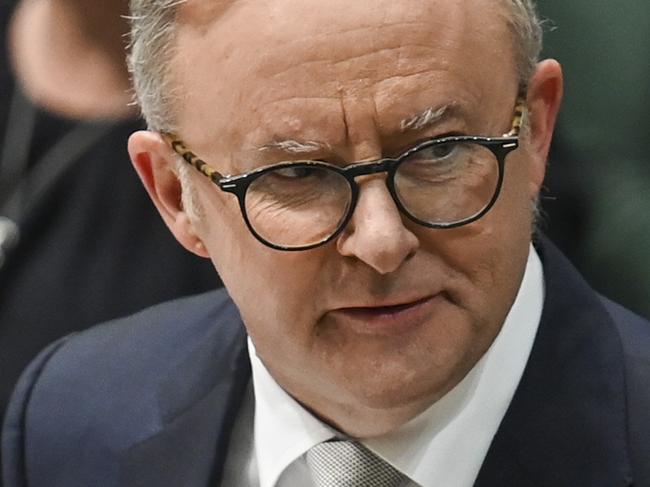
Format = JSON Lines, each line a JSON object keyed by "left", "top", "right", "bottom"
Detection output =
{"left": 9, "top": 0, "right": 136, "bottom": 120}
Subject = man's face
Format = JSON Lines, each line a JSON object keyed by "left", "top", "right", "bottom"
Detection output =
{"left": 167, "top": 0, "right": 551, "bottom": 435}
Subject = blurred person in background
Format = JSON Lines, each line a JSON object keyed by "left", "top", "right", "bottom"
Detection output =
{"left": 538, "top": 0, "right": 650, "bottom": 318}
{"left": 0, "top": 0, "right": 218, "bottom": 452}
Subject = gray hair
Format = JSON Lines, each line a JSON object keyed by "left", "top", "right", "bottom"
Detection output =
{"left": 127, "top": 0, "right": 186, "bottom": 132}
{"left": 506, "top": 0, "right": 544, "bottom": 87}
{"left": 128, "top": 0, "right": 543, "bottom": 132}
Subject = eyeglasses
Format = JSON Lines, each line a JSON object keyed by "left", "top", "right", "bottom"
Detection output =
{"left": 163, "top": 97, "right": 526, "bottom": 251}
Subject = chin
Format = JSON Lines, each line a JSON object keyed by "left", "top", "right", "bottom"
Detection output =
{"left": 326, "top": 380, "right": 443, "bottom": 439}
{"left": 342, "top": 365, "right": 451, "bottom": 412}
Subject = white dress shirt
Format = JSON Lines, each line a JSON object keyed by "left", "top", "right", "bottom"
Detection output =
{"left": 221, "top": 245, "right": 544, "bottom": 487}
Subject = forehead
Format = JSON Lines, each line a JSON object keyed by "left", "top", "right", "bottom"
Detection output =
{"left": 171, "top": 0, "right": 517, "bottom": 153}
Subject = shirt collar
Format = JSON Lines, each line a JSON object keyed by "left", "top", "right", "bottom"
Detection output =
{"left": 250, "top": 245, "right": 544, "bottom": 487}
{"left": 249, "top": 341, "right": 336, "bottom": 487}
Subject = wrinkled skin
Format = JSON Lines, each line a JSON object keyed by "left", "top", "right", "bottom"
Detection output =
{"left": 129, "top": 0, "right": 562, "bottom": 437}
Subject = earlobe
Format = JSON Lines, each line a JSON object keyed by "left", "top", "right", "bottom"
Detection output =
{"left": 525, "top": 59, "right": 564, "bottom": 191}
{"left": 128, "top": 131, "right": 210, "bottom": 258}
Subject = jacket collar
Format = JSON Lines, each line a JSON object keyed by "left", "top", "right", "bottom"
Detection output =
{"left": 476, "top": 237, "right": 633, "bottom": 486}
{"left": 118, "top": 301, "right": 251, "bottom": 487}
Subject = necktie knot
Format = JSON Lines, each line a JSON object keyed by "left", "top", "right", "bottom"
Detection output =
{"left": 306, "top": 440, "right": 408, "bottom": 487}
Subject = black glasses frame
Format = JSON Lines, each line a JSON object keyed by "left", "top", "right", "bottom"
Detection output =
{"left": 163, "top": 97, "right": 526, "bottom": 251}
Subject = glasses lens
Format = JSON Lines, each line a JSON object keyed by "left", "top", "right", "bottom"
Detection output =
{"left": 394, "top": 141, "right": 500, "bottom": 225}
{"left": 244, "top": 164, "right": 352, "bottom": 248}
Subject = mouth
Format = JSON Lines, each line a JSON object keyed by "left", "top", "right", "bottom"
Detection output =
{"left": 330, "top": 294, "right": 442, "bottom": 334}
{"left": 342, "top": 295, "right": 432, "bottom": 317}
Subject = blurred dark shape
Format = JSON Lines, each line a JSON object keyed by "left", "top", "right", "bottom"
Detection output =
{"left": 0, "top": 0, "right": 219, "bottom": 461}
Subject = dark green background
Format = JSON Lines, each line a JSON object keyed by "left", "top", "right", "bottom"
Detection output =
{"left": 538, "top": 0, "right": 650, "bottom": 318}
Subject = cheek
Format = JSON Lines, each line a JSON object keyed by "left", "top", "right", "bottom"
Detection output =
{"left": 417, "top": 151, "right": 534, "bottom": 328}
{"left": 471, "top": 156, "right": 534, "bottom": 307}
{"left": 206, "top": 227, "right": 327, "bottom": 347}
{"left": 234, "top": 251, "right": 331, "bottom": 379}
{"left": 505, "top": 146, "right": 542, "bottom": 211}
{"left": 193, "top": 177, "right": 332, "bottom": 348}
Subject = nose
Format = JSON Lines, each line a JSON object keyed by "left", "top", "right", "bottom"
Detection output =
{"left": 336, "top": 177, "right": 419, "bottom": 274}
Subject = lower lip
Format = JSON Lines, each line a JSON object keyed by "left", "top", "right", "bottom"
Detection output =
{"left": 331, "top": 295, "right": 440, "bottom": 335}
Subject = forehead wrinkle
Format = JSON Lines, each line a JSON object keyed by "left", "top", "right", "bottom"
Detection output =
{"left": 241, "top": 12, "right": 454, "bottom": 84}
{"left": 264, "top": 44, "right": 443, "bottom": 87}
{"left": 329, "top": 45, "right": 438, "bottom": 74}
{"left": 268, "top": 20, "right": 436, "bottom": 63}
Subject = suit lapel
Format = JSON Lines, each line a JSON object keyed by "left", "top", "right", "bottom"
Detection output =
{"left": 475, "top": 238, "right": 633, "bottom": 486}
{"left": 119, "top": 310, "right": 251, "bottom": 487}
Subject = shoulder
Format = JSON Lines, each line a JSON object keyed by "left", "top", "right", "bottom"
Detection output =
{"left": 543, "top": 238, "right": 650, "bottom": 480}
{"left": 2, "top": 289, "right": 246, "bottom": 486}
{"left": 600, "top": 297, "right": 650, "bottom": 482}
{"left": 600, "top": 297, "right": 650, "bottom": 358}
{"left": 539, "top": 235, "right": 650, "bottom": 388}
{"left": 30, "top": 288, "right": 241, "bottom": 384}
{"left": 600, "top": 296, "right": 650, "bottom": 411}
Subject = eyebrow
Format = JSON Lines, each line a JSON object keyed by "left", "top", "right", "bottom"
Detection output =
{"left": 399, "top": 103, "right": 457, "bottom": 133}
{"left": 254, "top": 103, "right": 459, "bottom": 155}
{"left": 257, "top": 139, "right": 331, "bottom": 155}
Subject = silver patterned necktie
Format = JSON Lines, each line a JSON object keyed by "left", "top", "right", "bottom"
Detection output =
{"left": 306, "top": 440, "right": 409, "bottom": 487}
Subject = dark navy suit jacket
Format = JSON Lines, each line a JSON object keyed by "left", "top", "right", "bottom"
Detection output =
{"left": 3, "top": 240, "right": 650, "bottom": 486}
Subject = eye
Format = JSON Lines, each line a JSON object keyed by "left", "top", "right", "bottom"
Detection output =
{"left": 417, "top": 142, "right": 457, "bottom": 160}
{"left": 272, "top": 165, "right": 321, "bottom": 179}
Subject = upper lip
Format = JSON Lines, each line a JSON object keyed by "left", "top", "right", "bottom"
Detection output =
{"left": 331, "top": 293, "right": 438, "bottom": 312}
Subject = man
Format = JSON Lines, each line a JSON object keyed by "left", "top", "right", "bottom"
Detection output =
{"left": 3, "top": 0, "right": 649, "bottom": 486}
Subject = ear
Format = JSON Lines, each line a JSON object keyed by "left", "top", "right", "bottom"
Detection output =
{"left": 525, "top": 59, "right": 564, "bottom": 194}
{"left": 128, "top": 131, "right": 210, "bottom": 258}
